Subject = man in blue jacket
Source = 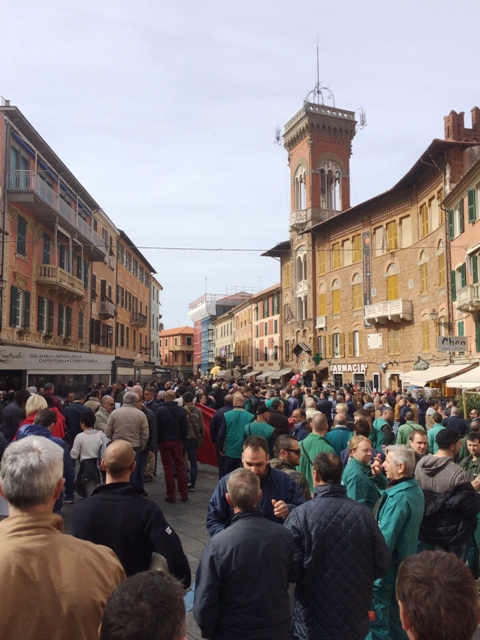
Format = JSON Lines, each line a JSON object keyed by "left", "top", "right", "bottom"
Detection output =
{"left": 206, "top": 436, "right": 305, "bottom": 536}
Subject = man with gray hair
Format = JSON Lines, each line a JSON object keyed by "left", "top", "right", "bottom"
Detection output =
{"left": 0, "top": 436, "right": 125, "bottom": 640}
{"left": 366, "top": 445, "right": 424, "bottom": 640}
{"left": 105, "top": 391, "right": 149, "bottom": 486}
{"left": 194, "top": 468, "right": 294, "bottom": 640}
{"left": 95, "top": 394, "right": 115, "bottom": 432}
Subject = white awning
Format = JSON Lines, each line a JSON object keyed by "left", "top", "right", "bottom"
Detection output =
{"left": 256, "top": 373, "right": 269, "bottom": 381}
{"left": 243, "top": 371, "right": 261, "bottom": 378}
{"left": 401, "top": 363, "right": 478, "bottom": 386}
{"left": 269, "top": 368, "right": 293, "bottom": 380}
{"left": 446, "top": 365, "right": 480, "bottom": 389}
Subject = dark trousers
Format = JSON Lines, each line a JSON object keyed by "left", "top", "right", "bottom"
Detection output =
{"left": 184, "top": 438, "right": 198, "bottom": 488}
{"left": 225, "top": 456, "right": 242, "bottom": 474}
{"left": 159, "top": 440, "right": 188, "bottom": 501}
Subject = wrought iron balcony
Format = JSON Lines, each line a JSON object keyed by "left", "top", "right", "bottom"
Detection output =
{"left": 99, "top": 299, "right": 116, "bottom": 319}
{"left": 131, "top": 311, "right": 147, "bottom": 327}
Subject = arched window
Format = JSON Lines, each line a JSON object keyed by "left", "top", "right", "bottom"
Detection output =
{"left": 294, "top": 166, "right": 307, "bottom": 210}
{"left": 386, "top": 263, "right": 398, "bottom": 301}
{"left": 320, "top": 160, "right": 342, "bottom": 211}
{"left": 331, "top": 279, "right": 341, "bottom": 315}
{"left": 419, "top": 251, "right": 428, "bottom": 295}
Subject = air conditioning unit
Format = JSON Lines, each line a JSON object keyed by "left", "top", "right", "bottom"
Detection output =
{"left": 316, "top": 316, "right": 326, "bottom": 330}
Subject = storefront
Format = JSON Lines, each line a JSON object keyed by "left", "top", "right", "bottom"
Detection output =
{"left": 0, "top": 345, "right": 114, "bottom": 396}
{"left": 329, "top": 363, "right": 368, "bottom": 390}
{"left": 401, "top": 363, "right": 478, "bottom": 397}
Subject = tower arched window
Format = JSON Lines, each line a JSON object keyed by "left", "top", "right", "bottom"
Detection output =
{"left": 294, "top": 166, "right": 307, "bottom": 210}
{"left": 320, "top": 161, "right": 342, "bottom": 211}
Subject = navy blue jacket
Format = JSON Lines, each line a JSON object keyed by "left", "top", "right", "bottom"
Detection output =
{"left": 207, "top": 465, "right": 305, "bottom": 536}
{"left": 285, "top": 484, "right": 390, "bottom": 640}
{"left": 156, "top": 401, "right": 188, "bottom": 442}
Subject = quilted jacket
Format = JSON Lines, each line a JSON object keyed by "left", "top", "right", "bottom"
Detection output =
{"left": 284, "top": 484, "right": 390, "bottom": 640}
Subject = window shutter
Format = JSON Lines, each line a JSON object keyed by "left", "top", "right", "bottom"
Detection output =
{"left": 38, "top": 296, "right": 45, "bottom": 331}
{"left": 66, "top": 307, "right": 72, "bottom": 338}
{"left": 468, "top": 189, "right": 476, "bottom": 223}
{"left": 461, "top": 263, "right": 467, "bottom": 288}
{"left": 358, "top": 331, "right": 363, "bottom": 356}
{"left": 339, "top": 333, "right": 345, "bottom": 358}
{"left": 459, "top": 201, "right": 465, "bottom": 233}
{"left": 448, "top": 210, "right": 454, "bottom": 239}
{"left": 23, "top": 291, "right": 30, "bottom": 329}
{"left": 10, "top": 286, "right": 18, "bottom": 327}
{"left": 326, "top": 334, "right": 333, "bottom": 358}
{"left": 473, "top": 255, "right": 479, "bottom": 284}
{"left": 450, "top": 270, "right": 456, "bottom": 301}
{"left": 58, "top": 303, "right": 64, "bottom": 337}
{"left": 48, "top": 300, "right": 54, "bottom": 334}
{"left": 476, "top": 316, "right": 480, "bottom": 353}
{"left": 346, "top": 332, "right": 353, "bottom": 357}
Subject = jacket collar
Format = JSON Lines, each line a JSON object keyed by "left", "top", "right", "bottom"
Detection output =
{"left": 226, "top": 508, "right": 265, "bottom": 528}
{"left": 91, "top": 481, "right": 148, "bottom": 497}
{"left": 313, "top": 484, "right": 347, "bottom": 499}
{"left": 384, "top": 476, "right": 418, "bottom": 495}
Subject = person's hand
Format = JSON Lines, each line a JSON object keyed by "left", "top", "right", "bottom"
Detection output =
{"left": 272, "top": 499, "right": 289, "bottom": 519}
{"left": 472, "top": 477, "right": 480, "bottom": 491}
{"left": 370, "top": 455, "right": 383, "bottom": 476}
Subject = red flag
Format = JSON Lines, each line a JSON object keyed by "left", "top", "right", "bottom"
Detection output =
{"left": 195, "top": 403, "right": 218, "bottom": 467}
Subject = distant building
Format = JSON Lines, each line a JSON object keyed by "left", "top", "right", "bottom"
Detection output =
{"left": 159, "top": 326, "right": 194, "bottom": 378}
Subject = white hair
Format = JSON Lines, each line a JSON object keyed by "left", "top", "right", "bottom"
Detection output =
{"left": 1, "top": 436, "right": 63, "bottom": 508}
{"left": 385, "top": 444, "right": 415, "bottom": 477}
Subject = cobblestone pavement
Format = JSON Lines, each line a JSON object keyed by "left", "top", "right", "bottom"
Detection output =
{"left": 62, "top": 461, "right": 218, "bottom": 640}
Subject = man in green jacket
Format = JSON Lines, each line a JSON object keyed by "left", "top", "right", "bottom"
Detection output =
{"left": 427, "top": 412, "right": 445, "bottom": 454}
{"left": 342, "top": 436, "right": 387, "bottom": 511}
{"left": 366, "top": 445, "right": 424, "bottom": 640}
{"left": 395, "top": 411, "right": 425, "bottom": 445}
{"left": 371, "top": 407, "right": 394, "bottom": 451}
{"left": 297, "top": 413, "right": 335, "bottom": 492}
{"left": 460, "top": 431, "right": 480, "bottom": 578}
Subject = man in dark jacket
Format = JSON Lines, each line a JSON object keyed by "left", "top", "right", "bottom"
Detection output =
{"left": 194, "top": 468, "right": 294, "bottom": 640}
{"left": 206, "top": 436, "right": 305, "bottom": 536}
{"left": 442, "top": 406, "right": 468, "bottom": 436}
{"left": 64, "top": 391, "right": 94, "bottom": 446}
{"left": 72, "top": 439, "right": 190, "bottom": 585}
{"left": 267, "top": 399, "right": 290, "bottom": 440}
{"left": 156, "top": 389, "right": 189, "bottom": 503}
{"left": 0, "top": 388, "right": 30, "bottom": 442}
{"left": 285, "top": 452, "right": 390, "bottom": 640}
{"left": 317, "top": 391, "right": 333, "bottom": 429}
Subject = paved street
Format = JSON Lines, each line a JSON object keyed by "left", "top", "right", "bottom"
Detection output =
{"left": 62, "top": 461, "right": 218, "bottom": 640}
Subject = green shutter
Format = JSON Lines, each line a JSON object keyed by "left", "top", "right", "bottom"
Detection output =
{"left": 459, "top": 201, "right": 465, "bottom": 234}
{"left": 23, "top": 291, "right": 30, "bottom": 329}
{"left": 461, "top": 263, "right": 467, "bottom": 288}
{"left": 66, "top": 307, "right": 72, "bottom": 338}
{"left": 58, "top": 303, "right": 64, "bottom": 336}
{"left": 448, "top": 210, "right": 454, "bottom": 239}
{"left": 9, "top": 286, "right": 18, "bottom": 327}
{"left": 48, "top": 300, "right": 54, "bottom": 334}
{"left": 458, "top": 321, "right": 465, "bottom": 337}
{"left": 37, "top": 296, "right": 45, "bottom": 331}
{"left": 450, "top": 270, "right": 457, "bottom": 301}
{"left": 476, "top": 316, "right": 480, "bottom": 353}
{"left": 473, "top": 255, "right": 479, "bottom": 284}
{"left": 468, "top": 189, "right": 476, "bottom": 223}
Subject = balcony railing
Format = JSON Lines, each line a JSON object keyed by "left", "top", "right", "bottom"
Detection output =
{"left": 36, "top": 264, "right": 85, "bottom": 298}
{"left": 99, "top": 299, "right": 116, "bottom": 319}
{"left": 131, "top": 311, "right": 147, "bottom": 327}
{"left": 7, "top": 171, "right": 106, "bottom": 259}
{"left": 364, "top": 299, "right": 413, "bottom": 324}
{"left": 457, "top": 284, "right": 480, "bottom": 312}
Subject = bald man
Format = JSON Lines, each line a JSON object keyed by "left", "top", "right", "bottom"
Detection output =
{"left": 71, "top": 440, "right": 190, "bottom": 585}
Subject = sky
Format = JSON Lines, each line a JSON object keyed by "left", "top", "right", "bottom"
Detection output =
{"left": 3, "top": 0, "right": 480, "bottom": 328}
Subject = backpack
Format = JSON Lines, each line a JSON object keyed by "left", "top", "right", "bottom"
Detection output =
{"left": 381, "top": 422, "right": 395, "bottom": 446}
{"left": 185, "top": 405, "right": 204, "bottom": 446}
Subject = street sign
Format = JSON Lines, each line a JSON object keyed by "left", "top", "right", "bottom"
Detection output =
{"left": 437, "top": 336, "right": 469, "bottom": 352}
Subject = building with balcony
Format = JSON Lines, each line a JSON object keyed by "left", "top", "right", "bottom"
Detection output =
{"left": 0, "top": 99, "right": 113, "bottom": 392}
{"left": 265, "top": 91, "right": 480, "bottom": 392}
{"left": 212, "top": 311, "right": 234, "bottom": 370}
{"left": 159, "top": 326, "right": 194, "bottom": 378}
{"left": 150, "top": 277, "right": 163, "bottom": 365}
{"left": 251, "top": 284, "right": 281, "bottom": 381}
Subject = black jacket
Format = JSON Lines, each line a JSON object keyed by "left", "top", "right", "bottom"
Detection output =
{"left": 267, "top": 409, "right": 290, "bottom": 440}
{"left": 156, "top": 401, "right": 188, "bottom": 442}
{"left": 209, "top": 405, "right": 234, "bottom": 443}
{"left": 194, "top": 509, "right": 294, "bottom": 640}
{"left": 71, "top": 482, "right": 190, "bottom": 585}
{"left": 419, "top": 481, "right": 480, "bottom": 546}
{"left": 284, "top": 484, "right": 390, "bottom": 640}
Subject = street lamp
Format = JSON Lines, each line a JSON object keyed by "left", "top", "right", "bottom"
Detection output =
{"left": 429, "top": 309, "right": 453, "bottom": 332}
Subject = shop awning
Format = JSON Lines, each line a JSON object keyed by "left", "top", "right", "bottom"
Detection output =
{"left": 446, "top": 365, "right": 480, "bottom": 389}
{"left": 269, "top": 368, "right": 293, "bottom": 380}
{"left": 256, "top": 373, "right": 269, "bottom": 381}
{"left": 401, "top": 363, "right": 478, "bottom": 386}
{"left": 293, "top": 342, "right": 312, "bottom": 356}
{"left": 243, "top": 371, "right": 261, "bottom": 378}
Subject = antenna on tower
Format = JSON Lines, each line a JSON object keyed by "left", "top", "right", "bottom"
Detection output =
{"left": 356, "top": 107, "right": 367, "bottom": 131}
{"left": 304, "top": 39, "right": 335, "bottom": 107}
{"left": 274, "top": 124, "right": 283, "bottom": 146}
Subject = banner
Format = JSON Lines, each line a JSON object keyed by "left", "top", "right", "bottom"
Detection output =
{"left": 195, "top": 403, "right": 218, "bottom": 467}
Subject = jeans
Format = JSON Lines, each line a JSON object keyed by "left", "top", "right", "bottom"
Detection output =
{"left": 129, "top": 447, "right": 146, "bottom": 488}
{"left": 225, "top": 456, "right": 242, "bottom": 474}
{"left": 159, "top": 440, "right": 188, "bottom": 501}
{"left": 184, "top": 439, "right": 198, "bottom": 488}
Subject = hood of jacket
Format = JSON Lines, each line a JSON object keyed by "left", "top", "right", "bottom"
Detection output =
{"left": 417, "top": 454, "right": 455, "bottom": 476}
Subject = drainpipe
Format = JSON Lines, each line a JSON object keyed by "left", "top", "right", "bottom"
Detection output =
{"left": 0, "top": 116, "right": 9, "bottom": 336}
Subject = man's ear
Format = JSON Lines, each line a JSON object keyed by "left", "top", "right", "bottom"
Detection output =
{"left": 54, "top": 477, "right": 65, "bottom": 501}
{"left": 226, "top": 493, "right": 234, "bottom": 508}
{"left": 398, "top": 601, "right": 413, "bottom": 634}
{"left": 101, "top": 459, "right": 107, "bottom": 471}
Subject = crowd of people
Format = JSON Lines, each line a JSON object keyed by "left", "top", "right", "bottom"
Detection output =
{"left": 0, "top": 377, "right": 480, "bottom": 639}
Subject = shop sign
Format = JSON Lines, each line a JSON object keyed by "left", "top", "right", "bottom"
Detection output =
{"left": 437, "top": 336, "right": 469, "bottom": 352}
{"left": 330, "top": 363, "right": 368, "bottom": 374}
{"left": 0, "top": 346, "right": 113, "bottom": 372}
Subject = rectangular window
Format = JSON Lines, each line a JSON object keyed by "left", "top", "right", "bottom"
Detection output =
{"left": 186, "top": 352, "right": 192, "bottom": 363}
{"left": 10, "top": 286, "right": 30, "bottom": 329}
{"left": 458, "top": 201, "right": 465, "bottom": 234}
{"left": 318, "top": 292, "right": 327, "bottom": 316}
{"left": 386, "top": 221, "right": 399, "bottom": 250}
{"left": 353, "top": 330, "right": 361, "bottom": 357}
{"left": 468, "top": 189, "right": 477, "bottom": 223}
{"left": 263, "top": 297, "right": 269, "bottom": 318}
{"left": 17, "top": 216, "right": 27, "bottom": 255}
{"left": 448, "top": 209, "right": 455, "bottom": 240}
{"left": 437, "top": 189, "right": 444, "bottom": 224}
{"left": 352, "top": 235, "right": 362, "bottom": 263}
{"left": 399, "top": 216, "right": 412, "bottom": 248}
{"left": 264, "top": 322, "right": 268, "bottom": 335}
{"left": 317, "top": 249, "right": 326, "bottom": 275}
{"left": 126, "top": 326, "right": 130, "bottom": 349}
{"left": 285, "top": 340, "right": 290, "bottom": 360}
{"left": 332, "top": 243, "right": 341, "bottom": 269}
{"left": 37, "top": 295, "right": 46, "bottom": 333}
{"left": 387, "top": 274, "right": 399, "bottom": 301}
{"left": 450, "top": 269, "right": 456, "bottom": 301}
{"left": 461, "top": 263, "right": 467, "bottom": 288}
{"left": 473, "top": 255, "right": 479, "bottom": 285}
{"left": 346, "top": 331, "right": 353, "bottom": 357}
{"left": 388, "top": 329, "right": 400, "bottom": 355}
{"left": 420, "top": 204, "right": 429, "bottom": 238}
{"left": 420, "top": 263, "right": 428, "bottom": 295}
{"left": 438, "top": 253, "right": 446, "bottom": 287}
{"left": 283, "top": 263, "right": 291, "bottom": 287}
{"left": 422, "top": 320, "right": 430, "bottom": 352}
{"left": 78, "top": 311, "right": 84, "bottom": 340}
{"left": 59, "top": 244, "right": 67, "bottom": 270}
{"left": 274, "top": 319, "right": 278, "bottom": 334}
{"left": 332, "top": 289, "right": 341, "bottom": 315}
{"left": 42, "top": 233, "right": 50, "bottom": 264}
{"left": 342, "top": 239, "right": 352, "bottom": 267}
{"left": 352, "top": 283, "right": 362, "bottom": 310}
{"left": 333, "top": 333, "right": 344, "bottom": 358}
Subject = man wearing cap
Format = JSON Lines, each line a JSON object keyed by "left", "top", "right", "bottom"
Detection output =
{"left": 415, "top": 428, "right": 480, "bottom": 560}
{"left": 218, "top": 394, "right": 254, "bottom": 475}
{"left": 243, "top": 403, "right": 275, "bottom": 456}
